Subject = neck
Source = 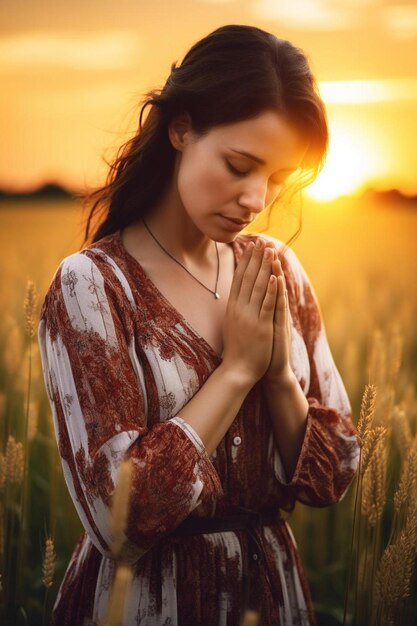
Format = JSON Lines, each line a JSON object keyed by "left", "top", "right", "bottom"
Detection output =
{"left": 143, "top": 182, "right": 216, "bottom": 267}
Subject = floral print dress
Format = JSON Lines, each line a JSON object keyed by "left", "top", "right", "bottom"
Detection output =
{"left": 37, "top": 229, "right": 360, "bottom": 625}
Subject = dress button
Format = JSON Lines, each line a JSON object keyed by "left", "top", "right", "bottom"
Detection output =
{"left": 252, "top": 553, "right": 259, "bottom": 561}
{"left": 233, "top": 436, "right": 242, "bottom": 446}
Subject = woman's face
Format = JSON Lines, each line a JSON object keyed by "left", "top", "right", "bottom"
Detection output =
{"left": 170, "top": 109, "right": 309, "bottom": 241}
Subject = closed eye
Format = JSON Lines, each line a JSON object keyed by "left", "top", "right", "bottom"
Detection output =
{"left": 226, "top": 161, "right": 249, "bottom": 177}
{"left": 226, "top": 160, "right": 285, "bottom": 186}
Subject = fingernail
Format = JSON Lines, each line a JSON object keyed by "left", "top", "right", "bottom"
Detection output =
{"left": 255, "top": 239, "right": 262, "bottom": 249}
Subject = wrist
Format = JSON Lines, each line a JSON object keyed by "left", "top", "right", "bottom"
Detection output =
{"left": 216, "top": 362, "right": 257, "bottom": 393}
{"left": 262, "top": 367, "right": 296, "bottom": 390}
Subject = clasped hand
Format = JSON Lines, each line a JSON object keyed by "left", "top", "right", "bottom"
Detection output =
{"left": 262, "top": 239, "right": 293, "bottom": 385}
{"left": 221, "top": 236, "right": 293, "bottom": 387}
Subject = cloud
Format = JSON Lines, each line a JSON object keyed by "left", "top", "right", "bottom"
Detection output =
{"left": 0, "top": 30, "right": 141, "bottom": 71}
{"left": 380, "top": 5, "right": 417, "bottom": 40}
{"left": 250, "top": 0, "right": 359, "bottom": 30}
{"left": 318, "top": 79, "right": 417, "bottom": 103}
{"left": 250, "top": 0, "right": 415, "bottom": 34}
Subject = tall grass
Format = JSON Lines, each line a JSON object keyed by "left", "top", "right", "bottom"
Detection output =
{"left": 0, "top": 196, "right": 416, "bottom": 624}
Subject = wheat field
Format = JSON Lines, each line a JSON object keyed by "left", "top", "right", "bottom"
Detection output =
{"left": 1, "top": 193, "right": 416, "bottom": 625}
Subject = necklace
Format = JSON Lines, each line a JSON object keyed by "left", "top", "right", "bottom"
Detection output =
{"left": 141, "top": 218, "right": 221, "bottom": 299}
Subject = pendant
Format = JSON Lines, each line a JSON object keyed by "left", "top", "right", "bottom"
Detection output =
{"left": 214, "top": 292, "right": 220, "bottom": 299}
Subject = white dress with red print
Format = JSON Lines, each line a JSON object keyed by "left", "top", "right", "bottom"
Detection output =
{"left": 37, "top": 229, "right": 360, "bottom": 626}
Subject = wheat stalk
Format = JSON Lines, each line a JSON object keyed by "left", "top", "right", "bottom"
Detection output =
{"left": 109, "top": 459, "right": 133, "bottom": 559}
{"left": 343, "top": 384, "right": 380, "bottom": 625}
{"left": 374, "top": 450, "right": 417, "bottom": 624}
{"left": 362, "top": 434, "right": 387, "bottom": 526}
{"left": 393, "top": 437, "right": 417, "bottom": 514}
{"left": 241, "top": 609, "right": 260, "bottom": 625}
{"left": 0, "top": 454, "right": 6, "bottom": 491}
{"left": 5, "top": 436, "right": 24, "bottom": 484}
{"left": 375, "top": 507, "right": 417, "bottom": 610}
{"left": 5, "top": 436, "right": 15, "bottom": 483}
{"left": 24, "top": 279, "right": 38, "bottom": 339}
{"left": 357, "top": 383, "right": 377, "bottom": 446}
{"left": 42, "top": 537, "right": 56, "bottom": 588}
{"left": 13, "top": 443, "right": 24, "bottom": 485}
{"left": 356, "top": 417, "right": 388, "bottom": 624}
{"left": 104, "top": 563, "right": 133, "bottom": 626}
{"left": 360, "top": 426, "right": 387, "bottom": 476}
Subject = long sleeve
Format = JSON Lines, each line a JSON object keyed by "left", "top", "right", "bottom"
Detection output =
{"left": 37, "top": 251, "right": 224, "bottom": 562}
{"left": 262, "top": 236, "right": 360, "bottom": 508}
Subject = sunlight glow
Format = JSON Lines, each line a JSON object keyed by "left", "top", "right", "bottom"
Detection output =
{"left": 0, "top": 30, "right": 416, "bottom": 195}
{"left": 251, "top": 0, "right": 357, "bottom": 30}
{"left": 0, "top": 31, "right": 141, "bottom": 71}
{"left": 381, "top": 5, "right": 417, "bottom": 40}
{"left": 319, "top": 79, "right": 417, "bottom": 104}
{"left": 306, "top": 128, "right": 379, "bottom": 201}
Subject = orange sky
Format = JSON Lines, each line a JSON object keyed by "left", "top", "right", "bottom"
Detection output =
{"left": 1, "top": 0, "right": 416, "bottom": 200}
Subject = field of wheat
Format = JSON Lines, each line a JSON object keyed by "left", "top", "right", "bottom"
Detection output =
{"left": 1, "top": 194, "right": 416, "bottom": 625}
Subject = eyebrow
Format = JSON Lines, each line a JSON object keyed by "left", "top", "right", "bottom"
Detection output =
{"left": 228, "top": 148, "right": 298, "bottom": 173}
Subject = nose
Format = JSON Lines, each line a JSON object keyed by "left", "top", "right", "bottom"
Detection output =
{"left": 237, "top": 178, "right": 267, "bottom": 215}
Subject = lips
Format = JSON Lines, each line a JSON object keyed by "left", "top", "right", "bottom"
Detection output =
{"left": 220, "top": 215, "right": 250, "bottom": 226}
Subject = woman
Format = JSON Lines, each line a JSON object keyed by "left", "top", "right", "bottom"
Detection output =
{"left": 38, "top": 24, "right": 360, "bottom": 626}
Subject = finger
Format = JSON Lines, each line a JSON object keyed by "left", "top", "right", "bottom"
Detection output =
{"left": 272, "top": 260, "right": 289, "bottom": 307}
{"left": 285, "top": 288, "right": 292, "bottom": 337}
{"left": 248, "top": 246, "right": 275, "bottom": 311}
{"left": 259, "top": 273, "right": 277, "bottom": 322}
{"left": 239, "top": 239, "right": 268, "bottom": 305}
{"left": 271, "top": 253, "right": 284, "bottom": 278}
{"left": 270, "top": 253, "right": 292, "bottom": 335}
{"left": 276, "top": 276, "right": 287, "bottom": 314}
{"left": 228, "top": 241, "right": 255, "bottom": 302}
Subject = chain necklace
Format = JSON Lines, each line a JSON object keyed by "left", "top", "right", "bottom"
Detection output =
{"left": 141, "top": 218, "right": 221, "bottom": 299}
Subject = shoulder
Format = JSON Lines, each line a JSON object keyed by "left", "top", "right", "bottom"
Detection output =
{"left": 44, "top": 231, "right": 123, "bottom": 289}
{"left": 42, "top": 249, "right": 110, "bottom": 297}
{"left": 39, "top": 247, "right": 129, "bottom": 322}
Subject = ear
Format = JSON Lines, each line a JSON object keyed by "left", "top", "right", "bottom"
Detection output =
{"left": 168, "top": 112, "right": 193, "bottom": 151}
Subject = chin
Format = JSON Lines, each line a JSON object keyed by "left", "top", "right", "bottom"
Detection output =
{"left": 210, "top": 231, "right": 239, "bottom": 244}
{"left": 197, "top": 216, "right": 243, "bottom": 243}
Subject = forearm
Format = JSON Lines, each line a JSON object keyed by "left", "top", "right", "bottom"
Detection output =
{"left": 262, "top": 370, "right": 310, "bottom": 482}
{"left": 175, "top": 363, "right": 254, "bottom": 457}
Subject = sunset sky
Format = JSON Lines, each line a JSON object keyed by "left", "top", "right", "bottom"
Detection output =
{"left": 1, "top": 0, "right": 416, "bottom": 200}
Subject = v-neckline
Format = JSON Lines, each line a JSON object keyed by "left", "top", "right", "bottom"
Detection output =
{"left": 113, "top": 228, "right": 244, "bottom": 364}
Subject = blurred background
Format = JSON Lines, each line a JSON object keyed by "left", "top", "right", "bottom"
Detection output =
{"left": 1, "top": 1, "right": 416, "bottom": 624}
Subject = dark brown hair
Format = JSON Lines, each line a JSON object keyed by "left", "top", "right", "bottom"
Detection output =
{"left": 78, "top": 24, "right": 329, "bottom": 252}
